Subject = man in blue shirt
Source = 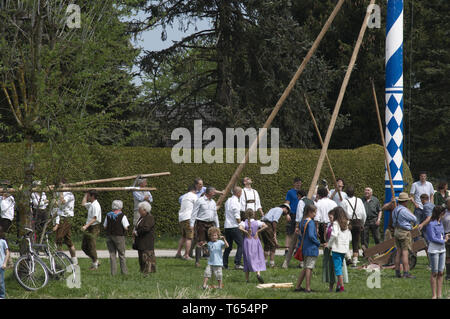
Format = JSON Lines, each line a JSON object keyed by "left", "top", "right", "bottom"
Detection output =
{"left": 284, "top": 177, "right": 302, "bottom": 257}
{"left": 392, "top": 192, "right": 417, "bottom": 279}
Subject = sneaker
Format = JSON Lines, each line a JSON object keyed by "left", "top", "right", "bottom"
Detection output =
{"left": 403, "top": 273, "right": 416, "bottom": 279}
{"left": 234, "top": 265, "right": 244, "bottom": 270}
{"left": 281, "top": 260, "right": 288, "bottom": 269}
{"left": 257, "top": 275, "right": 264, "bottom": 284}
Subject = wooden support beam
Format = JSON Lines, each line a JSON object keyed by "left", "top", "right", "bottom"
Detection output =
{"left": 371, "top": 79, "right": 396, "bottom": 201}
{"left": 216, "top": 0, "right": 347, "bottom": 209}
{"left": 304, "top": 94, "right": 342, "bottom": 201}
{"left": 3, "top": 187, "right": 156, "bottom": 193}
{"left": 307, "top": 0, "right": 376, "bottom": 199}
{"left": 60, "top": 172, "right": 170, "bottom": 187}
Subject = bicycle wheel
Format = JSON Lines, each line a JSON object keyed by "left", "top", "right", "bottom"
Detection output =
{"left": 53, "top": 251, "right": 75, "bottom": 280}
{"left": 409, "top": 252, "right": 417, "bottom": 270}
{"left": 14, "top": 255, "right": 49, "bottom": 291}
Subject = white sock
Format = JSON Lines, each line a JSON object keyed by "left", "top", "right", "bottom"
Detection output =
{"left": 71, "top": 257, "right": 78, "bottom": 265}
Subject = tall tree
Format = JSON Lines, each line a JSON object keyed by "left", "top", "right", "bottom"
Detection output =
{"left": 136, "top": 0, "right": 346, "bottom": 147}
{"left": 0, "top": 0, "right": 142, "bottom": 238}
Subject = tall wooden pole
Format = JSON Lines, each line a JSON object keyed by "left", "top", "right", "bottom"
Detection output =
{"left": 51, "top": 172, "right": 170, "bottom": 188}
{"left": 304, "top": 94, "right": 342, "bottom": 201}
{"left": 307, "top": 0, "right": 376, "bottom": 199}
{"left": 371, "top": 79, "right": 396, "bottom": 200}
{"left": 4, "top": 187, "right": 157, "bottom": 193}
{"left": 216, "top": 0, "right": 347, "bottom": 208}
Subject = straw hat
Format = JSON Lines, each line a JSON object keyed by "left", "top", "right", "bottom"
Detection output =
{"left": 397, "top": 192, "right": 411, "bottom": 202}
{"left": 279, "top": 203, "right": 291, "bottom": 212}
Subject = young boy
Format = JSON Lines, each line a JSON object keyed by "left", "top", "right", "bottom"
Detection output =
{"left": 202, "top": 227, "right": 229, "bottom": 289}
{"left": 0, "top": 226, "right": 10, "bottom": 299}
{"left": 294, "top": 204, "right": 321, "bottom": 293}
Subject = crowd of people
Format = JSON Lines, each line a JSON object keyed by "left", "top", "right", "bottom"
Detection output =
{"left": 0, "top": 173, "right": 449, "bottom": 298}
{"left": 175, "top": 174, "right": 450, "bottom": 297}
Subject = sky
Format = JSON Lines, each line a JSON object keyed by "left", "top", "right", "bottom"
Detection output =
{"left": 126, "top": 10, "right": 212, "bottom": 85}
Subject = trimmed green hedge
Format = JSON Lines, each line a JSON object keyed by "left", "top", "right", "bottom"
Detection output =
{"left": 0, "top": 143, "right": 412, "bottom": 237}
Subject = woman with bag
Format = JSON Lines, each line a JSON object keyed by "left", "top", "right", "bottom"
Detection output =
{"left": 294, "top": 204, "right": 321, "bottom": 293}
{"left": 328, "top": 207, "right": 352, "bottom": 292}
{"left": 341, "top": 186, "right": 366, "bottom": 267}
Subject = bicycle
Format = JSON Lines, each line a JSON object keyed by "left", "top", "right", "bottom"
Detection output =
{"left": 13, "top": 228, "right": 76, "bottom": 291}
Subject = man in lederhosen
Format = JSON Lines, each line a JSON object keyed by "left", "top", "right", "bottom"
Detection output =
{"left": 240, "top": 177, "right": 263, "bottom": 220}
{"left": 260, "top": 204, "right": 291, "bottom": 268}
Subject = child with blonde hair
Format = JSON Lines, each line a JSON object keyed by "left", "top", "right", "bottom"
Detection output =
{"left": 202, "top": 227, "right": 229, "bottom": 289}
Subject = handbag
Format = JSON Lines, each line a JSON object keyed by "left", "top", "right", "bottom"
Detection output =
{"left": 347, "top": 198, "right": 363, "bottom": 231}
{"left": 294, "top": 219, "right": 311, "bottom": 262}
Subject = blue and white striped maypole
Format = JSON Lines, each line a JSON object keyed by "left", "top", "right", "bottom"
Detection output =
{"left": 384, "top": 0, "right": 404, "bottom": 231}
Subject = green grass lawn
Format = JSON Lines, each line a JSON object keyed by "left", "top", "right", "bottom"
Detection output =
{"left": 4, "top": 255, "right": 446, "bottom": 299}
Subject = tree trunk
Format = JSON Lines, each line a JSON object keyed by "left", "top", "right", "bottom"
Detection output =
{"left": 18, "top": 133, "right": 34, "bottom": 255}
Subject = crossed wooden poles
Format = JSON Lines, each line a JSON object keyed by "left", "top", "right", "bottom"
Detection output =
{"left": 2, "top": 172, "right": 170, "bottom": 193}
{"left": 217, "top": 0, "right": 378, "bottom": 207}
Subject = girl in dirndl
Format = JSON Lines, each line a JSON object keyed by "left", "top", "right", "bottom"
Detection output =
{"left": 322, "top": 208, "right": 348, "bottom": 291}
{"left": 239, "top": 209, "right": 268, "bottom": 284}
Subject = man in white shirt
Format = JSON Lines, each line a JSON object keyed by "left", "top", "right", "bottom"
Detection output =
{"left": 190, "top": 186, "right": 219, "bottom": 267}
{"left": 0, "top": 192, "right": 15, "bottom": 233}
{"left": 410, "top": 171, "right": 435, "bottom": 215}
{"left": 223, "top": 186, "right": 244, "bottom": 270}
{"left": 179, "top": 178, "right": 206, "bottom": 204}
{"left": 328, "top": 178, "right": 347, "bottom": 206}
{"left": 315, "top": 187, "right": 338, "bottom": 244}
{"left": 341, "top": 186, "right": 366, "bottom": 267}
{"left": 240, "top": 177, "right": 263, "bottom": 218}
{"left": 175, "top": 185, "right": 197, "bottom": 260}
{"left": 260, "top": 204, "right": 291, "bottom": 268}
{"left": 81, "top": 190, "right": 102, "bottom": 270}
{"left": 30, "top": 181, "right": 49, "bottom": 237}
{"left": 52, "top": 181, "right": 77, "bottom": 264}
{"left": 133, "top": 178, "right": 153, "bottom": 226}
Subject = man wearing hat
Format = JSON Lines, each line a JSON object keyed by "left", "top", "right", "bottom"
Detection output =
{"left": 260, "top": 204, "right": 291, "bottom": 268}
{"left": 391, "top": 192, "right": 417, "bottom": 278}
